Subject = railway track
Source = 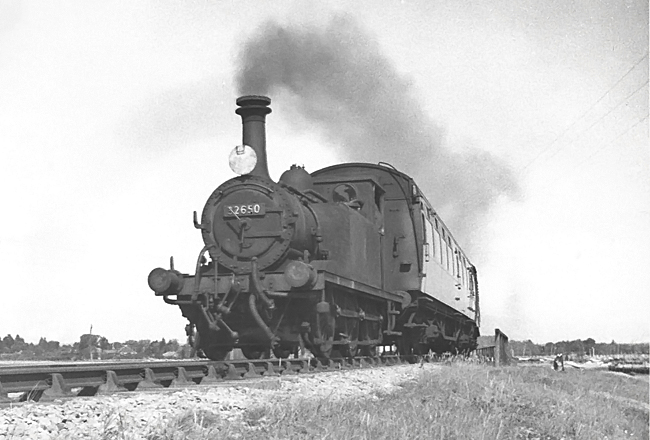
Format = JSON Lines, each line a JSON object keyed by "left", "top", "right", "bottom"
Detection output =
{"left": 0, "top": 355, "right": 419, "bottom": 404}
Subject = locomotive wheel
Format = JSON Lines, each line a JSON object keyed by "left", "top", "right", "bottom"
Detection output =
{"left": 360, "top": 344, "right": 376, "bottom": 357}
{"left": 201, "top": 346, "right": 230, "bottom": 361}
{"left": 341, "top": 321, "right": 359, "bottom": 358}
{"left": 190, "top": 329, "right": 207, "bottom": 358}
{"left": 357, "top": 328, "right": 377, "bottom": 357}
{"left": 190, "top": 331, "right": 200, "bottom": 358}
{"left": 272, "top": 346, "right": 294, "bottom": 359}
{"left": 337, "top": 342, "right": 358, "bottom": 358}
{"left": 316, "top": 342, "right": 333, "bottom": 358}
{"left": 345, "top": 340, "right": 358, "bottom": 358}
{"left": 241, "top": 346, "right": 271, "bottom": 360}
{"left": 313, "top": 311, "right": 334, "bottom": 358}
{"left": 398, "top": 339, "right": 412, "bottom": 356}
{"left": 194, "top": 329, "right": 232, "bottom": 360}
{"left": 398, "top": 335, "right": 425, "bottom": 359}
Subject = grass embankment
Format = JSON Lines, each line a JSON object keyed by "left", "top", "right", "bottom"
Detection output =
{"left": 150, "top": 364, "right": 649, "bottom": 440}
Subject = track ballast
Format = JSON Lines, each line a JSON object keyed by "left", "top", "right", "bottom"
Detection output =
{"left": 0, "top": 354, "right": 431, "bottom": 404}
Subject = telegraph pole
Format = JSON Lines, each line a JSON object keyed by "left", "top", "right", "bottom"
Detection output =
{"left": 89, "top": 325, "right": 93, "bottom": 361}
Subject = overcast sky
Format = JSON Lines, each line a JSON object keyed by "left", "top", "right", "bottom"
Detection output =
{"left": 1, "top": 1, "right": 648, "bottom": 345}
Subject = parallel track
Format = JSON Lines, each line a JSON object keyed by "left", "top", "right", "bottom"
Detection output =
{"left": 0, "top": 355, "right": 422, "bottom": 405}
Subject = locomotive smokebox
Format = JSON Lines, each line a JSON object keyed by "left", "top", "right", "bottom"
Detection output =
{"left": 235, "top": 95, "right": 272, "bottom": 179}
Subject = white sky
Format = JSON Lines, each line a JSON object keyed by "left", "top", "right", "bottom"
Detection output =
{"left": 0, "top": 1, "right": 648, "bottom": 345}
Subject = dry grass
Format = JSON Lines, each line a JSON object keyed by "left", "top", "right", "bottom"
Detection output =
{"left": 143, "top": 363, "right": 649, "bottom": 440}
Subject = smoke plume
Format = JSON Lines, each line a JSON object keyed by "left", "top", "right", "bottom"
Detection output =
{"left": 236, "top": 15, "right": 519, "bottom": 251}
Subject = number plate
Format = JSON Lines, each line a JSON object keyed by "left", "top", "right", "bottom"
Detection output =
{"left": 224, "top": 203, "right": 266, "bottom": 217}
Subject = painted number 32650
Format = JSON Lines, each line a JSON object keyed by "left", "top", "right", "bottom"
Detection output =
{"left": 224, "top": 203, "right": 265, "bottom": 217}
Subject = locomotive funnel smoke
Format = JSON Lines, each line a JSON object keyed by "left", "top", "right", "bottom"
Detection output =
{"left": 236, "top": 15, "right": 519, "bottom": 250}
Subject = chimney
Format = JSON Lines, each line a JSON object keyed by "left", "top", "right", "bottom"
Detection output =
{"left": 235, "top": 95, "right": 272, "bottom": 179}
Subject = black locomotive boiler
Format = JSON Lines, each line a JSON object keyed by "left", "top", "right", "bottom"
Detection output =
{"left": 147, "top": 95, "right": 479, "bottom": 360}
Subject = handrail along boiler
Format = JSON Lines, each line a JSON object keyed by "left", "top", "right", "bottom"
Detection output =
{"left": 147, "top": 95, "right": 480, "bottom": 360}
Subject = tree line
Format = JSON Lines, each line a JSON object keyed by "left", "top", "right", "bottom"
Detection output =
{"left": 2, "top": 334, "right": 648, "bottom": 361}
{"left": 0, "top": 334, "right": 189, "bottom": 361}
{"left": 508, "top": 338, "right": 649, "bottom": 357}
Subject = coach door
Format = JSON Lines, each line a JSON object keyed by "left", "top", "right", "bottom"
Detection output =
{"left": 421, "top": 211, "right": 458, "bottom": 307}
{"left": 421, "top": 211, "right": 434, "bottom": 293}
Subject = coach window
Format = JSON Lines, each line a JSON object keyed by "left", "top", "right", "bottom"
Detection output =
{"left": 421, "top": 213, "right": 426, "bottom": 239}
{"left": 440, "top": 230, "right": 447, "bottom": 270}
{"left": 444, "top": 231, "right": 451, "bottom": 272}
{"left": 433, "top": 226, "right": 441, "bottom": 264}
{"left": 460, "top": 255, "right": 467, "bottom": 287}
{"left": 451, "top": 248, "right": 456, "bottom": 277}
{"left": 426, "top": 211, "right": 435, "bottom": 260}
{"left": 434, "top": 218, "right": 442, "bottom": 264}
{"left": 452, "top": 248, "right": 456, "bottom": 278}
{"left": 441, "top": 231, "right": 447, "bottom": 272}
{"left": 430, "top": 222, "right": 435, "bottom": 259}
{"left": 446, "top": 236, "right": 452, "bottom": 273}
{"left": 421, "top": 213, "right": 430, "bottom": 262}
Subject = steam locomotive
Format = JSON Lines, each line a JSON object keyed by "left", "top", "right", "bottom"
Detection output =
{"left": 147, "top": 95, "right": 479, "bottom": 360}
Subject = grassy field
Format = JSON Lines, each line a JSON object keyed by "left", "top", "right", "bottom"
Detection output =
{"left": 148, "top": 363, "right": 648, "bottom": 440}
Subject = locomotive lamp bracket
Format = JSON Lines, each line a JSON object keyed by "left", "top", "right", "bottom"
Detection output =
{"left": 193, "top": 211, "right": 210, "bottom": 232}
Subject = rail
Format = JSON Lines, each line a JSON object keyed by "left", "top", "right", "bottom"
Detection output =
{"left": 0, "top": 355, "right": 417, "bottom": 404}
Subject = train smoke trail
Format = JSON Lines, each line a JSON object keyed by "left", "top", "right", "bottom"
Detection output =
{"left": 236, "top": 15, "right": 519, "bottom": 250}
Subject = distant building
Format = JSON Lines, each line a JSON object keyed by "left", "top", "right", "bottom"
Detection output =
{"left": 117, "top": 345, "right": 137, "bottom": 357}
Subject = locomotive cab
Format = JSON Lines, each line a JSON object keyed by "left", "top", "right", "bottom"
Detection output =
{"left": 312, "top": 177, "right": 385, "bottom": 234}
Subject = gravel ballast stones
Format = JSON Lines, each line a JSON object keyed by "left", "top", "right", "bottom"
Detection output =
{"left": 0, "top": 363, "right": 439, "bottom": 439}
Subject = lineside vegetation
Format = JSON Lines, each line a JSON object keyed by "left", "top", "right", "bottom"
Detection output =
{"left": 141, "top": 363, "right": 649, "bottom": 440}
